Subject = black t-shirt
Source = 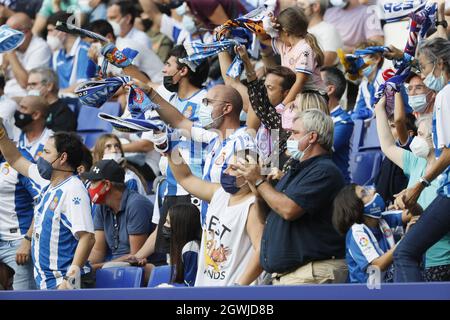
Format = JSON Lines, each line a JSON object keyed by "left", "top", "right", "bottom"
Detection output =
{"left": 375, "top": 138, "right": 412, "bottom": 205}
{"left": 260, "top": 154, "right": 346, "bottom": 274}
{"left": 45, "top": 99, "right": 77, "bottom": 132}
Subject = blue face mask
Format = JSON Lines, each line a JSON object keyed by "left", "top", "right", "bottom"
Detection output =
{"left": 286, "top": 134, "right": 310, "bottom": 161}
{"left": 423, "top": 65, "right": 445, "bottom": 92}
{"left": 363, "top": 193, "right": 386, "bottom": 219}
{"left": 220, "top": 172, "right": 243, "bottom": 194}
{"left": 37, "top": 157, "right": 57, "bottom": 180}
{"left": 362, "top": 64, "right": 375, "bottom": 78}
{"left": 408, "top": 93, "right": 428, "bottom": 113}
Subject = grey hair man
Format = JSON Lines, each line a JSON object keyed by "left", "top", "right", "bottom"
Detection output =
{"left": 27, "top": 67, "right": 77, "bottom": 132}
{"left": 236, "top": 109, "right": 348, "bottom": 285}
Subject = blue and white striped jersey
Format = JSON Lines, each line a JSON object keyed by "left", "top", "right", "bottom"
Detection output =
{"left": 346, "top": 211, "right": 403, "bottom": 283}
{"left": 0, "top": 128, "right": 53, "bottom": 241}
{"left": 432, "top": 83, "right": 450, "bottom": 198}
{"left": 28, "top": 165, "right": 94, "bottom": 290}
{"left": 152, "top": 87, "right": 207, "bottom": 197}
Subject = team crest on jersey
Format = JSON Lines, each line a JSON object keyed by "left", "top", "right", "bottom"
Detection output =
{"left": 34, "top": 151, "right": 43, "bottom": 161}
{"left": 49, "top": 195, "right": 60, "bottom": 211}
{"left": 214, "top": 152, "right": 226, "bottom": 165}
{"left": 358, "top": 235, "right": 370, "bottom": 247}
{"left": 2, "top": 163, "right": 10, "bottom": 175}
{"left": 183, "top": 105, "right": 193, "bottom": 118}
{"left": 382, "top": 227, "right": 392, "bottom": 238}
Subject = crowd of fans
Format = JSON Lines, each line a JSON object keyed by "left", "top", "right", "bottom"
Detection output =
{"left": 0, "top": 0, "right": 449, "bottom": 291}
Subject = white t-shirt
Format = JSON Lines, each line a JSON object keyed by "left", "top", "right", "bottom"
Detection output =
{"left": 1, "top": 36, "right": 52, "bottom": 97}
{"left": 119, "top": 27, "right": 152, "bottom": 50}
{"left": 195, "top": 187, "right": 255, "bottom": 287}
{"left": 308, "top": 21, "right": 343, "bottom": 65}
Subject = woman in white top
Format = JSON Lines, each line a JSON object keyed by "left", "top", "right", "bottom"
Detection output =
{"left": 168, "top": 147, "right": 265, "bottom": 286}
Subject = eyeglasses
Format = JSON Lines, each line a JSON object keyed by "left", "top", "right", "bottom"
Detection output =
{"left": 202, "top": 98, "right": 230, "bottom": 107}
{"left": 418, "top": 61, "right": 434, "bottom": 72}
{"left": 406, "top": 84, "right": 427, "bottom": 93}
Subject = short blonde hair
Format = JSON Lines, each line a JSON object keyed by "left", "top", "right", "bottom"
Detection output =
{"left": 293, "top": 91, "right": 329, "bottom": 115}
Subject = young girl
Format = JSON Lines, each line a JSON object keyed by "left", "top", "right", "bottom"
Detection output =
{"left": 333, "top": 184, "right": 418, "bottom": 283}
{"left": 93, "top": 134, "right": 149, "bottom": 196}
{"left": 162, "top": 203, "right": 202, "bottom": 287}
{"left": 269, "top": 7, "right": 325, "bottom": 130}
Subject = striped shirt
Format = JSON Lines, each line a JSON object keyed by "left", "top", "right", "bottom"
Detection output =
{"left": 28, "top": 165, "right": 94, "bottom": 289}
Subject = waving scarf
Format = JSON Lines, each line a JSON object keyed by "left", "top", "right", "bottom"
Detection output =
{"left": 0, "top": 25, "right": 24, "bottom": 53}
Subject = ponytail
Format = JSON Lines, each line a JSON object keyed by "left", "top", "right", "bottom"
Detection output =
{"left": 304, "top": 33, "right": 324, "bottom": 68}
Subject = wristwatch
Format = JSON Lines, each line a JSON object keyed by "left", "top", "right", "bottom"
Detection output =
{"left": 436, "top": 20, "right": 448, "bottom": 29}
{"left": 24, "top": 235, "right": 32, "bottom": 242}
{"left": 255, "top": 178, "right": 266, "bottom": 188}
{"left": 419, "top": 177, "right": 431, "bottom": 188}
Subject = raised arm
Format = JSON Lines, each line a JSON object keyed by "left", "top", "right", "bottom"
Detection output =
{"left": 393, "top": 91, "right": 410, "bottom": 146}
{"left": 167, "top": 150, "right": 220, "bottom": 202}
{"left": 374, "top": 97, "right": 405, "bottom": 169}
{"left": 217, "top": 49, "right": 251, "bottom": 112}
{"left": 0, "top": 120, "right": 32, "bottom": 177}
{"left": 137, "top": 83, "right": 194, "bottom": 135}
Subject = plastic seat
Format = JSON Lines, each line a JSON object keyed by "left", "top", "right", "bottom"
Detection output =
{"left": 350, "top": 150, "right": 383, "bottom": 185}
{"left": 147, "top": 265, "right": 172, "bottom": 287}
{"left": 100, "top": 102, "right": 122, "bottom": 117}
{"left": 77, "top": 106, "right": 113, "bottom": 132}
{"left": 78, "top": 131, "right": 107, "bottom": 149}
{"left": 95, "top": 267, "right": 144, "bottom": 288}
{"left": 360, "top": 118, "right": 380, "bottom": 150}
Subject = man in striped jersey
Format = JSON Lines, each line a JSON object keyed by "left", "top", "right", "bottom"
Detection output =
{"left": 132, "top": 84, "right": 256, "bottom": 262}
{"left": 0, "top": 95, "right": 51, "bottom": 290}
{"left": 0, "top": 126, "right": 95, "bottom": 290}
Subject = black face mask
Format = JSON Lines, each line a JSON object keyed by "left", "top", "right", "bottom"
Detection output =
{"left": 167, "top": 0, "right": 184, "bottom": 9}
{"left": 14, "top": 110, "right": 33, "bottom": 129}
{"left": 163, "top": 75, "right": 179, "bottom": 93}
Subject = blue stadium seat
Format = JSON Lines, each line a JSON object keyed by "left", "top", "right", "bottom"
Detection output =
{"left": 96, "top": 267, "right": 144, "bottom": 288}
{"left": 77, "top": 106, "right": 113, "bottom": 132}
{"left": 78, "top": 131, "right": 107, "bottom": 149}
{"left": 147, "top": 265, "right": 172, "bottom": 287}
{"left": 100, "top": 102, "right": 122, "bottom": 117}
{"left": 350, "top": 150, "right": 383, "bottom": 185}
{"left": 360, "top": 118, "right": 380, "bottom": 150}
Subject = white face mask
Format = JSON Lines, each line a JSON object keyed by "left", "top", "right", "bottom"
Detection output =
{"left": 408, "top": 93, "right": 428, "bottom": 113}
{"left": 103, "top": 152, "right": 125, "bottom": 164}
{"left": 107, "top": 20, "right": 121, "bottom": 37}
{"left": 47, "top": 35, "right": 63, "bottom": 52}
{"left": 27, "top": 89, "right": 41, "bottom": 96}
{"left": 182, "top": 15, "right": 197, "bottom": 34}
{"left": 409, "top": 136, "right": 431, "bottom": 159}
{"left": 330, "top": 0, "right": 348, "bottom": 8}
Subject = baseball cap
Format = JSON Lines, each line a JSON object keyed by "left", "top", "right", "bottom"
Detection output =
{"left": 81, "top": 160, "right": 125, "bottom": 183}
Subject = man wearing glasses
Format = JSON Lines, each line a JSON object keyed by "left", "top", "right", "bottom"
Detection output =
{"left": 83, "top": 160, "right": 154, "bottom": 274}
{"left": 1, "top": 12, "right": 51, "bottom": 98}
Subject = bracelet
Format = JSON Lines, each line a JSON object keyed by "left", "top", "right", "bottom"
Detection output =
{"left": 24, "top": 235, "right": 32, "bottom": 242}
{"left": 0, "top": 127, "right": 6, "bottom": 140}
{"left": 255, "top": 179, "right": 265, "bottom": 188}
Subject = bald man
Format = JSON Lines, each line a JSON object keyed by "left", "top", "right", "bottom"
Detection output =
{"left": 131, "top": 84, "right": 257, "bottom": 261}
{"left": 1, "top": 13, "right": 52, "bottom": 97}
{"left": 13, "top": 95, "right": 55, "bottom": 161}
